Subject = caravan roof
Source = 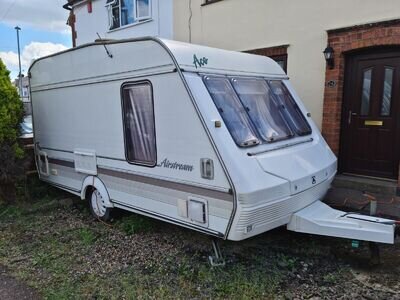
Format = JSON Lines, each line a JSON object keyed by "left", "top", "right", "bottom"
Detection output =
{"left": 161, "top": 39, "right": 287, "bottom": 77}
{"left": 29, "top": 37, "right": 287, "bottom": 89}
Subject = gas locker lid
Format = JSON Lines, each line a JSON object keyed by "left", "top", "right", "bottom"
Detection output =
{"left": 255, "top": 139, "right": 337, "bottom": 194}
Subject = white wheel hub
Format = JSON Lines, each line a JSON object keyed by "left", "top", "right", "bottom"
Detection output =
{"left": 91, "top": 190, "right": 107, "bottom": 217}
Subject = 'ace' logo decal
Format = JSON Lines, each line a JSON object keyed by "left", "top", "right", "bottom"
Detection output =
{"left": 193, "top": 54, "right": 208, "bottom": 69}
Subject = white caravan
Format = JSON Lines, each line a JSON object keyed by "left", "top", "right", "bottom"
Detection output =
{"left": 29, "top": 37, "right": 397, "bottom": 245}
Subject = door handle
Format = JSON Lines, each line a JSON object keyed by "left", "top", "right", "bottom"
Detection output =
{"left": 348, "top": 110, "right": 357, "bottom": 125}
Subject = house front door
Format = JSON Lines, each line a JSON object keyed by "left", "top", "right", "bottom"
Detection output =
{"left": 341, "top": 49, "right": 400, "bottom": 179}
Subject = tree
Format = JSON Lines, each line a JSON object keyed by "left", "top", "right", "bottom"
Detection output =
{"left": 0, "top": 59, "right": 24, "bottom": 203}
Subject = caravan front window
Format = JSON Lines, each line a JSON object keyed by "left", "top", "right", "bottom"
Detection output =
{"left": 268, "top": 81, "right": 312, "bottom": 136}
{"left": 204, "top": 75, "right": 311, "bottom": 147}
{"left": 122, "top": 82, "right": 157, "bottom": 166}
{"left": 203, "top": 76, "right": 260, "bottom": 147}
{"left": 231, "top": 78, "right": 293, "bottom": 142}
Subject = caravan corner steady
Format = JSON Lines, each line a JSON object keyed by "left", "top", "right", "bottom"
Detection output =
{"left": 29, "top": 37, "right": 397, "bottom": 244}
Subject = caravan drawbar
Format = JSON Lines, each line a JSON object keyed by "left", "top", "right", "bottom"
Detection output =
{"left": 29, "top": 37, "right": 396, "bottom": 244}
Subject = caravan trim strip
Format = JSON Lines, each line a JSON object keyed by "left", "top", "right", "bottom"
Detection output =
{"left": 47, "top": 158, "right": 233, "bottom": 202}
{"left": 98, "top": 167, "right": 233, "bottom": 202}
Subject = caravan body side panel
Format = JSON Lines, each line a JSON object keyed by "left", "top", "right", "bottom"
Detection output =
{"left": 30, "top": 41, "right": 234, "bottom": 237}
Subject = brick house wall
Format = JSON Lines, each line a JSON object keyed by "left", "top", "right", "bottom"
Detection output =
{"left": 322, "top": 19, "right": 400, "bottom": 156}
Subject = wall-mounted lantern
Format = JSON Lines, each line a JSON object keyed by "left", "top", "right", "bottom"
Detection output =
{"left": 323, "top": 45, "right": 335, "bottom": 69}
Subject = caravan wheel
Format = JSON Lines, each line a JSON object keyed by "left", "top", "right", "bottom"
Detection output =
{"left": 89, "top": 189, "right": 111, "bottom": 221}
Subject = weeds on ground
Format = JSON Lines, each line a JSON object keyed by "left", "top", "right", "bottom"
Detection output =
{"left": 115, "top": 213, "right": 155, "bottom": 235}
{"left": 78, "top": 228, "right": 97, "bottom": 246}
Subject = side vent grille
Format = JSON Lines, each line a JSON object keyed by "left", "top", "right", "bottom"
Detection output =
{"left": 188, "top": 198, "right": 208, "bottom": 225}
{"left": 200, "top": 158, "right": 214, "bottom": 180}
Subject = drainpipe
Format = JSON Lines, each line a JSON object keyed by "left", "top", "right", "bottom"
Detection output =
{"left": 63, "top": 1, "right": 77, "bottom": 47}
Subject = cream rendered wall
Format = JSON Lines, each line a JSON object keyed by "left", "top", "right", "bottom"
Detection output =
{"left": 73, "top": 0, "right": 173, "bottom": 46}
{"left": 173, "top": 0, "right": 400, "bottom": 128}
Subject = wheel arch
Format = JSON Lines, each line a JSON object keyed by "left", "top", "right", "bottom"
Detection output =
{"left": 81, "top": 176, "right": 114, "bottom": 208}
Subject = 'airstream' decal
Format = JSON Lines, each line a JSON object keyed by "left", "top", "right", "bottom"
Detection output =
{"left": 193, "top": 54, "right": 208, "bottom": 69}
{"left": 158, "top": 158, "right": 194, "bottom": 172}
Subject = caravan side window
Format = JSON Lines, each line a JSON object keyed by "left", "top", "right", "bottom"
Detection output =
{"left": 122, "top": 82, "right": 157, "bottom": 166}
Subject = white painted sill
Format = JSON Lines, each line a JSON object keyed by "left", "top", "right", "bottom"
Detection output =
{"left": 107, "top": 18, "right": 153, "bottom": 33}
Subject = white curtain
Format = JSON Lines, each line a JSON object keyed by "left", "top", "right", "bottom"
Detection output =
{"left": 124, "top": 84, "right": 156, "bottom": 165}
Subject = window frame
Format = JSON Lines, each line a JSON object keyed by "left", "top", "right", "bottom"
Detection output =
{"left": 136, "top": 0, "right": 152, "bottom": 21}
{"left": 120, "top": 80, "right": 157, "bottom": 167}
{"left": 106, "top": 0, "right": 152, "bottom": 31}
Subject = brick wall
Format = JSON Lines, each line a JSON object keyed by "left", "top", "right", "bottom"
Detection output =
{"left": 322, "top": 19, "right": 400, "bottom": 155}
{"left": 245, "top": 45, "right": 289, "bottom": 57}
{"left": 245, "top": 45, "right": 289, "bottom": 73}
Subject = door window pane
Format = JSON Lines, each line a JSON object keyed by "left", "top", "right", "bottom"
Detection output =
{"left": 268, "top": 81, "right": 312, "bottom": 136}
{"left": 360, "top": 68, "right": 372, "bottom": 116}
{"left": 203, "top": 76, "right": 259, "bottom": 147}
{"left": 381, "top": 67, "right": 394, "bottom": 116}
{"left": 122, "top": 82, "right": 156, "bottom": 166}
{"left": 231, "top": 78, "right": 292, "bottom": 142}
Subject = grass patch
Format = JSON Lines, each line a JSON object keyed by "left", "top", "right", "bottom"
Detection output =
{"left": 0, "top": 188, "right": 367, "bottom": 299}
{"left": 0, "top": 205, "right": 23, "bottom": 220}
{"left": 277, "top": 253, "right": 297, "bottom": 271}
{"left": 77, "top": 228, "right": 97, "bottom": 246}
{"left": 116, "top": 213, "right": 155, "bottom": 235}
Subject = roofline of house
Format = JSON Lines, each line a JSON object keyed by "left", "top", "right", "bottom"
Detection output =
{"left": 63, "top": 0, "right": 87, "bottom": 10}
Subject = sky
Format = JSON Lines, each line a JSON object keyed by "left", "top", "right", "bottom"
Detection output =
{"left": 0, "top": 0, "right": 72, "bottom": 80}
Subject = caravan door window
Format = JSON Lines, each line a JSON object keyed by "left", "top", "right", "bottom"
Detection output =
{"left": 122, "top": 82, "right": 157, "bottom": 166}
{"left": 203, "top": 76, "right": 260, "bottom": 147}
{"left": 231, "top": 78, "right": 293, "bottom": 142}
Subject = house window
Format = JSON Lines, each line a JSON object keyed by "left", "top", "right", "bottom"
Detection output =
{"left": 106, "top": 0, "right": 151, "bottom": 30}
{"left": 121, "top": 82, "right": 157, "bottom": 166}
{"left": 270, "top": 55, "right": 288, "bottom": 73}
{"left": 244, "top": 46, "right": 289, "bottom": 74}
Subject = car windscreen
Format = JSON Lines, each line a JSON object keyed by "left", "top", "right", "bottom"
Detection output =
{"left": 203, "top": 75, "right": 311, "bottom": 147}
{"left": 231, "top": 78, "right": 293, "bottom": 142}
{"left": 203, "top": 76, "right": 260, "bottom": 147}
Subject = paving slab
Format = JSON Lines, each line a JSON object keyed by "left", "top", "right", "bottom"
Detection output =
{"left": 324, "top": 186, "right": 400, "bottom": 220}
